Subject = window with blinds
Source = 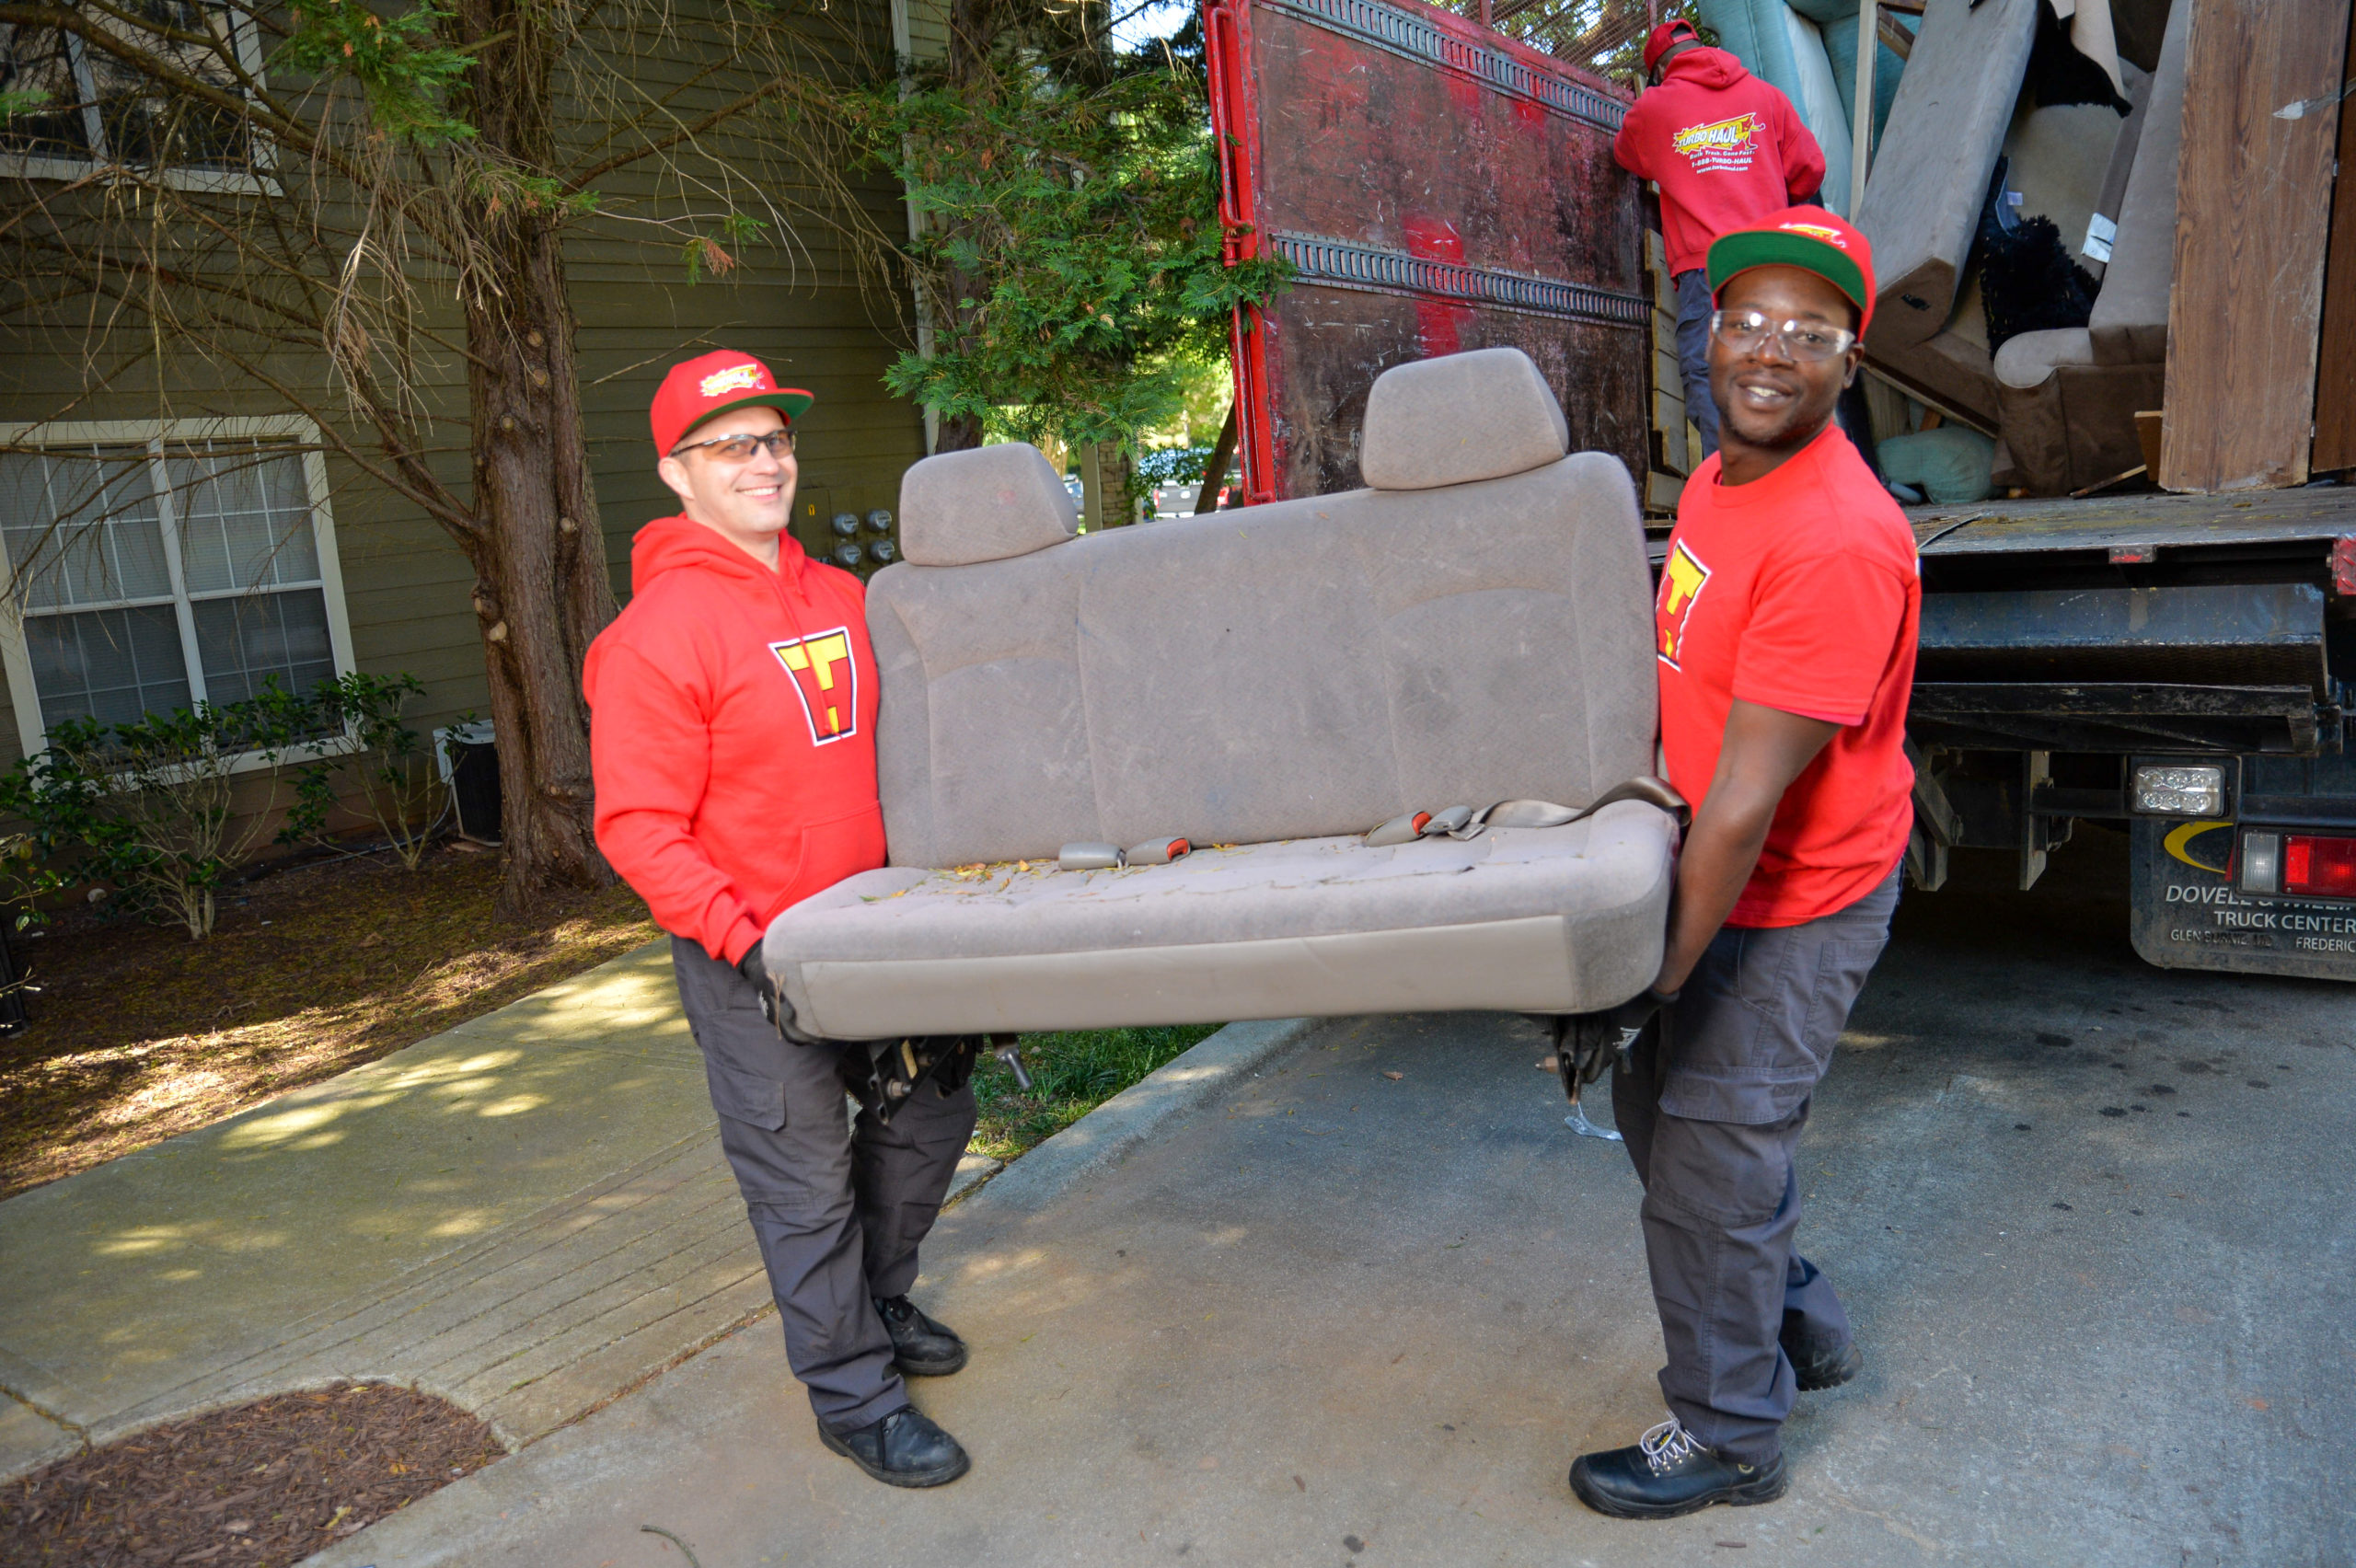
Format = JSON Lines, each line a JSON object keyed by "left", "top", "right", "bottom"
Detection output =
{"left": 0, "top": 428, "right": 352, "bottom": 752}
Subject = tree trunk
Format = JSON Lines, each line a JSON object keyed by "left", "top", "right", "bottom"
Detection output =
{"left": 1195, "top": 401, "right": 1240, "bottom": 513}
{"left": 453, "top": 0, "right": 621, "bottom": 916}
{"left": 936, "top": 409, "right": 987, "bottom": 452}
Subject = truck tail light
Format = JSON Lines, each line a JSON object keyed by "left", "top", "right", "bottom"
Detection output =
{"left": 2238, "top": 832, "right": 2280, "bottom": 893}
{"left": 2283, "top": 834, "right": 2356, "bottom": 897}
{"left": 2132, "top": 763, "right": 2225, "bottom": 816}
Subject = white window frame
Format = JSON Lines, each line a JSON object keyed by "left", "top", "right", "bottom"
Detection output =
{"left": 0, "top": 0, "right": 279, "bottom": 194}
{"left": 0, "top": 414, "right": 357, "bottom": 769}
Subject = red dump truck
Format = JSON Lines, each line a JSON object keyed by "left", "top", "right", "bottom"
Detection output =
{"left": 1204, "top": 0, "right": 2356, "bottom": 982}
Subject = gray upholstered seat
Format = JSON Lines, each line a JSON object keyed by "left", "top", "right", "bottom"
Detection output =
{"left": 764, "top": 347, "right": 1674, "bottom": 1038}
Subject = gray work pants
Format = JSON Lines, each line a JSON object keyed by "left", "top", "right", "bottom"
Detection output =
{"left": 1610, "top": 870, "right": 1900, "bottom": 1465}
{"left": 672, "top": 938, "right": 977, "bottom": 1432}
{"left": 1674, "top": 268, "right": 1724, "bottom": 460}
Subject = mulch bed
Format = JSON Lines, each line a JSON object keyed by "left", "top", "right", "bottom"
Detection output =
{"left": 0, "top": 1382, "right": 506, "bottom": 1568}
{"left": 0, "top": 842, "right": 658, "bottom": 1200}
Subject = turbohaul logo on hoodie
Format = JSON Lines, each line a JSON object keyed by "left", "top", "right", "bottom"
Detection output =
{"left": 770, "top": 628, "right": 858, "bottom": 744}
{"left": 1671, "top": 112, "right": 1760, "bottom": 174}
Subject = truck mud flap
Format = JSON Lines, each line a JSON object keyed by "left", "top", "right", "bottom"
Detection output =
{"left": 2130, "top": 818, "right": 2356, "bottom": 981}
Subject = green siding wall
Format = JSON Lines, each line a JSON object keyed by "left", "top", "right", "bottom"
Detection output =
{"left": 0, "top": 0, "right": 925, "bottom": 767}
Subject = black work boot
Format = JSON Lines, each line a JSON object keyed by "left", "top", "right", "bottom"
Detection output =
{"left": 876, "top": 1294, "right": 968, "bottom": 1376}
{"left": 1784, "top": 1332, "right": 1863, "bottom": 1392}
{"left": 1569, "top": 1417, "right": 1788, "bottom": 1519}
{"left": 817, "top": 1407, "right": 970, "bottom": 1488}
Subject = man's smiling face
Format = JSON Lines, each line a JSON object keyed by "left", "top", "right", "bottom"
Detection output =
{"left": 1707, "top": 264, "right": 1862, "bottom": 457}
{"left": 657, "top": 404, "right": 798, "bottom": 553}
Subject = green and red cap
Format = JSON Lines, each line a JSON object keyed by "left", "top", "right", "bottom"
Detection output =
{"left": 650, "top": 350, "right": 814, "bottom": 457}
{"left": 1705, "top": 207, "right": 1879, "bottom": 337}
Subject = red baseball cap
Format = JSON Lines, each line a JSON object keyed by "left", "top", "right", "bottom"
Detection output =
{"left": 1705, "top": 206, "right": 1879, "bottom": 336}
{"left": 1643, "top": 18, "right": 1702, "bottom": 73}
{"left": 649, "top": 350, "right": 814, "bottom": 457}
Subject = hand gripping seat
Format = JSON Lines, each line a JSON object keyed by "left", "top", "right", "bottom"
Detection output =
{"left": 762, "top": 347, "right": 1677, "bottom": 1039}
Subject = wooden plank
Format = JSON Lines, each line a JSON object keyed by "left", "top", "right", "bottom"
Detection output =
{"left": 2161, "top": 0, "right": 2355, "bottom": 491}
{"left": 2313, "top": 3, "right": 2356, "bottom": 473}
{"left": 1652, "top": 385, "right": 1686, "bottom": 437}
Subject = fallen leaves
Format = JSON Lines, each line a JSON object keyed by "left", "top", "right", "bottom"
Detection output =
{"left": 0, "top": 847, "right": 657, "bottom": 1199}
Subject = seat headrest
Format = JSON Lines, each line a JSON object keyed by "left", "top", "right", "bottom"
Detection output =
{"left": 898, "top": 443, "right": 1080, "bottom": 567}
{"left": 1358, "top": 347, "right": 1570, "bottom": 490}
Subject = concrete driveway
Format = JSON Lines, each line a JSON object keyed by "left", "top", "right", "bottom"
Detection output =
{"left": 312, "top": 828, "right": 2351, "bottom": 1568}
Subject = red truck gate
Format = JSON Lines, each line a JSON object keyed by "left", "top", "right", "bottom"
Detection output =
{"left": 1206, "top": 0, "right": 1650, "bottom": 502}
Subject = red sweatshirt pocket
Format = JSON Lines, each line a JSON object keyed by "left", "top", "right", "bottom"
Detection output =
{"left": 768, "top": 805, "right": 885, "bottom": 918}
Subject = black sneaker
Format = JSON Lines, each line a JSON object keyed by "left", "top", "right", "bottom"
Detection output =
{"left": 1785, "top": 1332, "right": 1863, "bottom": 1392}
{"left": 817, "top": 1407, "right": 970, "bottom": 1488}
{"left": 1569, "top": 1417, "right": 1788, "bottom": 1519}
{"left": 876, "top": 1294, "right": 968, "bottom": 1376}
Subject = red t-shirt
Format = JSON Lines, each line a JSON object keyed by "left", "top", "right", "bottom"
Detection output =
{"left": 1612, "top": 46, "right": 1828, "bottom": 276}
{"left": 1655, "top": 423, "right": 1919, "bottom": 928}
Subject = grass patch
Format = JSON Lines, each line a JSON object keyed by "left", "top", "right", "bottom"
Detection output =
{"left": 970, "top": 1022, "right": 1223, "bottom": 1162}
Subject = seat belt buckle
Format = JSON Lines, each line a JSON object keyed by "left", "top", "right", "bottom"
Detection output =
{"left": 1125, "top": 836, "right": 1191, "bottom": 866}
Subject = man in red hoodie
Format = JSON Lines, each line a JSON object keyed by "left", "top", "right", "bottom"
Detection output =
{"left": 1614, "top": 18, "right": 1827, "bottom": 460}
{"left": 582, "top": 352, "right": 975, "bottom": 1489}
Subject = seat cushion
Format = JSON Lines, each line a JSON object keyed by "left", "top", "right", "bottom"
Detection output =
{"left": 763, "top": 801, "right": 1677, "bottom": 1038}
{"left": 2088, "top": 0, "right": 2187, "bottom": 367}
{"left": 1857, "top": 0, "right": 2039, "bottom": 347}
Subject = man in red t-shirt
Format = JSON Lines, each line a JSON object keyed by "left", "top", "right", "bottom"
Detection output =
{"left": 1569, "top": 211, "right": 1918, "bottom": 1520}
{"left": 1614, "top": 20, "right": 1826, "bottom": 461}
{"left": 583, "top": 352, "right": 976, "bottom": 1490}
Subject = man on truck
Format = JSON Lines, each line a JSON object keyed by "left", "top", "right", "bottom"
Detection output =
{"left": 1613, "top": 18, "right": 1828, "bottom": 461}
{"left": 1568, "top": 212, "right": 1919, "bottom": 1519}
{"left": 583, "top": 351, "right": 976, "bottom": 1490}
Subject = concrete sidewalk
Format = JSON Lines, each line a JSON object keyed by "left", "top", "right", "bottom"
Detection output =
{"left": 0, "top": 940, "right": 1000, "bottom": 1479}
{"left": 298, "top": 842, "right": 2356, "bottom": 1568}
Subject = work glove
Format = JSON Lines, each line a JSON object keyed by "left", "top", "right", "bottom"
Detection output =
{"left": 736, "top": 946, "right": 788, "bottom": 1033}
{"left": 1605, "top": 986, "right": 1679, "bottom": 1070}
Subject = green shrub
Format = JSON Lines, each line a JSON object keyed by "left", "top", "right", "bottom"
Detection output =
{"left": 278, "top": 672, "right": 440, "bottom": 870}
{"left": 0, "top": 694, "right": 313, "bottom": 940}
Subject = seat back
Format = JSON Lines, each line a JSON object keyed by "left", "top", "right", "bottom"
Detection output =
{"left": 867, "top": 348, "right": 1656, "bottom": 869}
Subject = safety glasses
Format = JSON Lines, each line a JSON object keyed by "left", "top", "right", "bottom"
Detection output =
{"left": 670, "top": 430, "right": 795, "bottom": 462}
{"left": 1709, "top": 309, "right": 1857, "bottom": 363}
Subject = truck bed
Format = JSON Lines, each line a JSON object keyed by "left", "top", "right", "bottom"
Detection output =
{"left": 1910, "top": 485, "right": 2356, "bottom": 565}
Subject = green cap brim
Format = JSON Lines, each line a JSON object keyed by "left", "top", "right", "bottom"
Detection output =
{"left": 1705, "top": 231, "right": 1870, "bottom": 323}
{"left": 679, "top": 389, "right": 814, "bottom": 445}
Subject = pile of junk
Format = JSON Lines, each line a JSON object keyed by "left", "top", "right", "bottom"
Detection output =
{"left": 1690, "top": 0, "right": 2316, "bottom": 502}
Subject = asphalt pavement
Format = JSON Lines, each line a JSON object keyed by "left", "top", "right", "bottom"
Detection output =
{"left": 304, "top": 824, "right": 2355, "bottom": 1568}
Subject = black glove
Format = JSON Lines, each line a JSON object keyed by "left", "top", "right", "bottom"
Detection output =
{"left": 736, "top": 947, "right": 786, "bottom": 1032}
{"left": 1604, "top": 986, "right": 1678, "bottom": 1074}
{"left": 1608, "top": 985, "right": 1679, "bottom": 1036}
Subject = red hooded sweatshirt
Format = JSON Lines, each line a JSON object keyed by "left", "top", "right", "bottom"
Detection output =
{"left": 1613, "top": 46, "right": 1827, "bottom": 277}
{"left": 583, "top": 516, "right": 884, "bottom": 965}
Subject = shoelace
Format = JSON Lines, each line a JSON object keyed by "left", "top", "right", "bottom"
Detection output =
{"left": 1639, "top": 1417, "right": 1706, "bottom": 1474}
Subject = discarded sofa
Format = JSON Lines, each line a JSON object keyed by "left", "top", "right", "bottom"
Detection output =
{"left": 762, "top": 348, "right": 1678, "bottom": 1041}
